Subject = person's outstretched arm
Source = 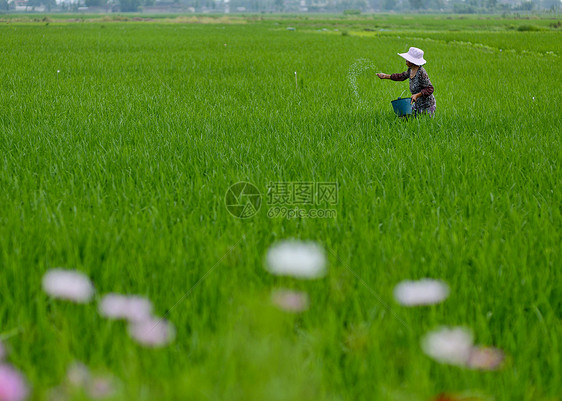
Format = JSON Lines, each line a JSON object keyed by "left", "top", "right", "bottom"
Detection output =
{"left": 377, "top": 72, "right": 408, "bottom": 81}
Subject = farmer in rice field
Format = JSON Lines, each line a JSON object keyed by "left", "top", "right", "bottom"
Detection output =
{"left": 377, "top": 47, "right": 436, "bottom": 116}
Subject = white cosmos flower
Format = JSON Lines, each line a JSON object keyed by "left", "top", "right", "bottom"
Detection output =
{"left": 127, "top": 317, "right": 175, "bottom": 348}
{"left": 265, "top": 240, "right": 327, "bottom": 279}
{"left": 42, "top": 268, "right": 94, "bottom": 303}
{"left": 271, "top": 289, "right": 309, "bottom": 313}
{"left": 393, "top": 279, "right": 449, "bottom": 306}
{"left": 98, "top": 294, "right": 153, "bottom": 323}
{"left": 421, "top": 327, "right": 474, "bottom": 366}
{"left": 66, "top": 362, "right": 90, "bottom": 388}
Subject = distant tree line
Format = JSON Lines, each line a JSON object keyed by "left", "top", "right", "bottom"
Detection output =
{"left": 1, "top": 0, "right": 560, "bottom": 13}
{"left": 84, "top": 0, "right": 154, "bottom": 11}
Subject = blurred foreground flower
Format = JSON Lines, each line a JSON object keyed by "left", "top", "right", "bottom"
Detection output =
{"left": 42, "top": 269, "right": 94, "bottom": 303}
{"left": 86, "top": 376, "right": 116, "bottom": 400}
{"left": 421, "top": 327, "right": 474, "bottom": 366}
{"left": 271, "top": 289, "right": 309, "bottom": 313}
{"left": 467, "top": 346, "right": 505, "bottom": 371}
{"left": 0, "top": 364, "right": 29, "bottom": 401}
{"left": 66, "top": 362, "right": 90, "bottom": 388}
{"left": 127, "top": 318, "right": 175, "bottom": 348}
{"left": 265, "top": 240, "right": 327, "bottom": 279}
{"left": 393, "top": 279, "right": 449, "bottom": 306}
{"left": 63, "top": 362, "right": 118, "bottom": 400}
{"left": 98, "top": 294, "right": 153, "bottom": 322}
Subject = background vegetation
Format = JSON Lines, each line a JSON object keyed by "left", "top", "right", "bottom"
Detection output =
{"left": 1, "top": 0, "right": 561, "bottom": 14}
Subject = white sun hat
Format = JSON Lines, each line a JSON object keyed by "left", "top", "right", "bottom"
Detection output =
{"left": 398, "top": 47, "right": 427, "bottom": 66}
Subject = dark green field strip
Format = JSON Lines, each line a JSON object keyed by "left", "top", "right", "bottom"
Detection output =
{"left": 374, "top": 30, "right": 562, "bottom": 55}
{"left": 1, "top": 13, "right": 560, "bottom": 29}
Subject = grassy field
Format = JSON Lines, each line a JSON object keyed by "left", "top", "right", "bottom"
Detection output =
{"left": 0, "top": 14, "right": 560, "bottom": 401}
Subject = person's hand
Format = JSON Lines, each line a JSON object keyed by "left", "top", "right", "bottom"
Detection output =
{"left": 411, "top": 93, "right": 421, "bottom": 104}
{"left": 376, "top": 73, "right": 389, "bottom": 80}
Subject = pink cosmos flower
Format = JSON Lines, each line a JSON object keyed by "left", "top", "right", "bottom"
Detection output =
{"left": 0, "top": 364, "right": 29, "bottom": 401}
{"left": 42, "top": 269, "right": 94, "bottom": 303}
{"left": 271, "top": 289, "right": 309, "bottom": 313}
{"left": 86, "top": 376, "right": 116, "bottom": 399}
{"left": 127, "top": 318, "right": 175, "bottom": 348}
{"left": 467, "top": 346, "right": 505, "bottom": 371}
{"left": 98, "top": 294, "right": 153, "bottom": 323}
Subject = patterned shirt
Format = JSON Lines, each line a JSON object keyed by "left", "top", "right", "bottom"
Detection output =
{"left": 391, "top": 67, "right": 436, "bottom": 114}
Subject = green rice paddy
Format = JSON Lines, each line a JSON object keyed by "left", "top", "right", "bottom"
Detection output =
{"left": 0, "top": 13, "right": 560, "bottom": 401}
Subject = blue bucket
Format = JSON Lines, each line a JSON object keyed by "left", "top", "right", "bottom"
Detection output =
{"left": 391, "top": 97, "right": 412, "bottom": 117}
